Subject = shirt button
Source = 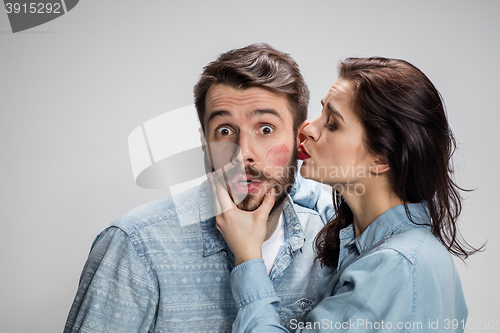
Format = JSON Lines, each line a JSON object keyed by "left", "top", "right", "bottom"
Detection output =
{"left": 222, "top": 251, "right": 227, "bottom": 257}
{"left": 301, "top": 302, "right": 307, "bottom": 309}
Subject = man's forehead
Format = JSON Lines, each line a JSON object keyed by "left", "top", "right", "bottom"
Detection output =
{"left": 205, "top": 84, "right": 291, "bottom": 122}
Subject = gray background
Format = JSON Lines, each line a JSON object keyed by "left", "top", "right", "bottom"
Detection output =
{"left": 1, "top": 1, "right": 498, "bottom": 332}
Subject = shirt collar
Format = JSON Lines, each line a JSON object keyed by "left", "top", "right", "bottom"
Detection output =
{"left": 339, "top": 202, "right": 430, "bottom": 254}
{"left": 339, "top": 224, "right": 355, "bottom": 250}
{"left": 282, "top": 196, "right": 305, "bottom": 252}
{"left": 197, "top": 179, "right": 305, "bottom": 257}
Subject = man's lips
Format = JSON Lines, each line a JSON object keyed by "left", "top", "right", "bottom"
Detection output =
{"left": 298, "top": 144, "right": 311, "bottom": 160}
{"left": 231, "top": 173, "right": 262, "bottom": 183}
{"left": 230, "top": 174, "right": 263, "bottom": 194}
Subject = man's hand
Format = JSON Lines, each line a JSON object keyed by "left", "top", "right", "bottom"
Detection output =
{"left": 207, "top": 171, "right": 276, "bottom": 267}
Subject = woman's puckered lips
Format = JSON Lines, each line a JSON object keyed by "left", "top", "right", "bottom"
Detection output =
{"left": 298, "top": 144, "right": 311, "bottom": 160}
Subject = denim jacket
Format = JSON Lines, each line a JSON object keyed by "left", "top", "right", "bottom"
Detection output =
{"left": 231, "top": 203, "right": 468, "bottom": 332}
{"left": 64, "top": 176, "right": 333, "bottom": 333}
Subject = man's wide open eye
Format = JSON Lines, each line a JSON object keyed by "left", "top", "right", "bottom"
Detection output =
{"left": 216, "top": 126, "right": 234, "bottom": 136}
{"left": 258, "top": 125, "right": 274, "bottom": 135}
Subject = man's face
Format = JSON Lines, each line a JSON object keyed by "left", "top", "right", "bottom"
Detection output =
{"left": 203, "top": 84, "right": 299, "bottom": 212}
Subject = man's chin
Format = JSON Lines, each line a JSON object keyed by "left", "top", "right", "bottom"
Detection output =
{"left": 235, "top": 194, "right": 263, "bottom": 212}
{"left": 235, "top": 190, "right": 288, "bottom": 215}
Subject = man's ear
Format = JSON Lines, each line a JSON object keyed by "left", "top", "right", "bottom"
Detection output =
{"left": 199, "top": 127, "right": 206, "bottom": 153}
{"left": 296, "top": 121, "right": 310, "bottom": 148}
{"left": 369, "top": 156, "right": 391, "bottom": 175}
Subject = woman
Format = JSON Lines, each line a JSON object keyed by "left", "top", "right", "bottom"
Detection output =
{"left": 211, "top": 57, "right": 478, "bottom": 332}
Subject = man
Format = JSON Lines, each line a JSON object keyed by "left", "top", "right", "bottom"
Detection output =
{"left": 64, "top": 43, "right": 333, "bottom": 333}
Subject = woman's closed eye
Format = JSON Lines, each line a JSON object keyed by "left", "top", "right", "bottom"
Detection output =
{"left": 325, "top": 119, "right": 338, "bottom": 131}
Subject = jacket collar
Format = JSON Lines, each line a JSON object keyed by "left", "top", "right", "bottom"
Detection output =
{"left": 341, "top": 202, "right": 431, "bottom": 255}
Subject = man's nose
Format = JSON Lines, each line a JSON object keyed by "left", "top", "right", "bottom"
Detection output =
{"left": 237, "top": 133, "right": 256, "bottom": 164}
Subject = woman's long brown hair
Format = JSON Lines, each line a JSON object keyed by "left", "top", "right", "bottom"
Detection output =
{"left": 315, "top": 57, "right": 483, "bottom": 268}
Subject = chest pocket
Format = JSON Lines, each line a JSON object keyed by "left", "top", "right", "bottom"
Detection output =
{"left": 279, "top": 297, "right": 314, "bottom": 329}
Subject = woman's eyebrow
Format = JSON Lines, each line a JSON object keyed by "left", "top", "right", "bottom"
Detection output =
{"left": 321, "top": 99, "right": 345, "bottom": 123}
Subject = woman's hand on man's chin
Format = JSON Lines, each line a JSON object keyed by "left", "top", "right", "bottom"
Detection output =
{"left": 207, "top": 172, "right": 276, "bottom": 266}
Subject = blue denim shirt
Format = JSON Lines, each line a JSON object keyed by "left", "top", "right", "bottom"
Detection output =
{"left": 231, "top": 203, "right": 468, "bottom": 332}
{"left": 64, "top": 177, "right": 332, "bottom": 333}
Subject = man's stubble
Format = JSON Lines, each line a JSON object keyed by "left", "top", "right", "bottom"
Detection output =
{"left": 204, "top": 139, "right": 298, "bottom": 215}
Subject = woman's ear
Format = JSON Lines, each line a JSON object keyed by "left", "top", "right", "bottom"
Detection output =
{"left": 369, "top": 156, "right": 391, "bottom": 175}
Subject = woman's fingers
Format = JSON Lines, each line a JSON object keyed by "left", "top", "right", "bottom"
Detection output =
{"left": 255, "top": 188, "right": 276, "bottom": 221}
{"left": 206, "top": 172, "right": 223, "bottom": 215}
{"left": 207, "top": 169, "right": 235, "bottom": 215}
{"left": 214, "top": 169, "right": 236, "bottom": 213}
{"left": 209, "top": 182, "right": 276, "bottom": 266}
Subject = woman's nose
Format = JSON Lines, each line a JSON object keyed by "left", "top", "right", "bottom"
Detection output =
{"left": 301, "top": 119, "right": 320, "bottom": 141}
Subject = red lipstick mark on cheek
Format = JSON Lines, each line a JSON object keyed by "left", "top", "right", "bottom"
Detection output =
{"left": 266, "top": 145, "right": 290, "bottom": 167}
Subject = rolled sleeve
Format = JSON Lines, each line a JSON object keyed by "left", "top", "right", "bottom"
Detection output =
{"left": 231, "top": 259, "right": 278, "bottom": 307}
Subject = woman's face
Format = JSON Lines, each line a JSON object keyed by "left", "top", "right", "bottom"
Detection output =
{"left": 299, "top": 78, "right": 378, "bottom": 192}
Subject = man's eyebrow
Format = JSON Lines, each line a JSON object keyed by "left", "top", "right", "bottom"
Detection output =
{"left": 251, "top": 108, "right": 283, "bottom": 121}
{"left": 207, "top": 108, "right": 283, "bottom": 125}
{"left": 207, "top": 110, "right": 231, "bottom": 125}
{"left": 321, "top": 99, "right": 345, "bottom": 123}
